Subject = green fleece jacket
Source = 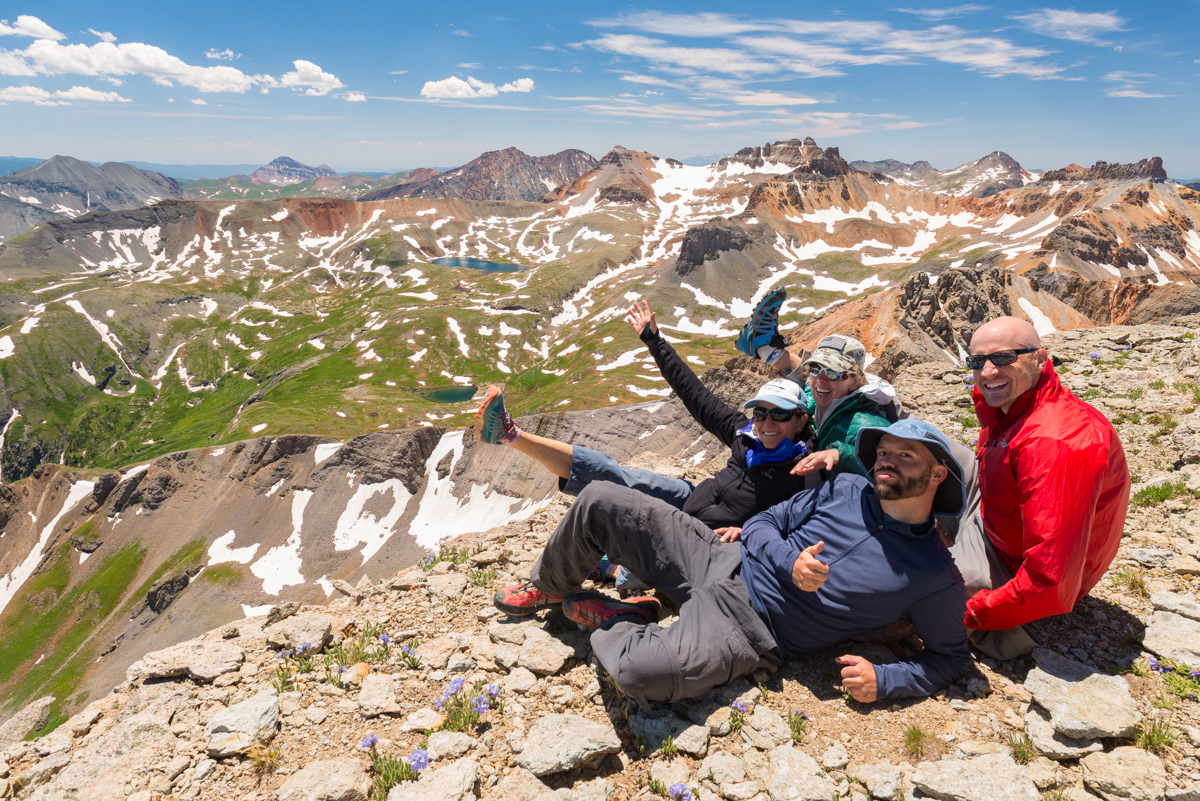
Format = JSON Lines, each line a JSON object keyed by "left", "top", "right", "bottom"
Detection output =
{"left": 804, "top": 388, "right": 892, "bottom": 477}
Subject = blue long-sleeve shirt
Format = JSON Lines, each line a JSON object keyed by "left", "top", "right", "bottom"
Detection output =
{"left": 739, "top": 474, "right": 970, "bottom": 699}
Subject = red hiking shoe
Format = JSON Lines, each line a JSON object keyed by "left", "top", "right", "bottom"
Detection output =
{"left": 562, "top": 590, "right": 662, "bottom": 629}
{"left": 493, "top": 581, "right": 565, "bottom": 616}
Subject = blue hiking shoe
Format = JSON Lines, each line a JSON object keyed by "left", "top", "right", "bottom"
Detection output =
{"left": 735, "top": 288, "right": 787, "bottom": 358}
{"left": 473, "top": 385, "right": 519, "bottom": 444}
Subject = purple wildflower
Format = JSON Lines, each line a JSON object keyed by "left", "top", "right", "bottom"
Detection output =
{"left": 409, "top": 749, "right": 430, "bottom": 770}
{"left": 380, "top": 633, "right": 391, "bottom": 645}
{"left": 1090, "top": 352, "right": 1102, "bottom": 359}
{"left": 448, "top": 677, "right": 465, "bottom": 695}
{"left": 472, "top": 694, "right": 489, "bottom": 715}
{"left": 361, "top": 733, "right": 378, "bottom": 749}
{"left": 668, "top": 783, "right": 693, "bottom": 801}
{"left": 731, "top": 701, "right": 747, "bottom": 714}
{"left": 486, "top": 683, "right": 500, "bottom": 699}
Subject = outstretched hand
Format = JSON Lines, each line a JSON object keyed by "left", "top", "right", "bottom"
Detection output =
{"left": 714, "top": 526, "right": 742, "bottom": 543}
{"left": 790, "top": 541, "right": 829, "bottom": 591}
{"left": 626, "top": 299, "right": 658, "bottom": 336}
{"left": 791, "top": 449, "right": 839, "bottom": 476}
{"left": 836, "top": 655, "right": 878, "bottom": 702}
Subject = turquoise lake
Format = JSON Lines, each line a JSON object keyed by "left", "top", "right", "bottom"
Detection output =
{"left": 424, "top": 386, "right": 478, "bottom": 403}
{"left": 432, "top": 257, "right": 526, "bottom": 273}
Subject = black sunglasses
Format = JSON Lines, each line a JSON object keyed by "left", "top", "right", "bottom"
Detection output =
{"left": 965, "top": 348, "right": 1038, "bottom": 371}
{"left": 752, "top": 407, "right": 801, "bottom": 422}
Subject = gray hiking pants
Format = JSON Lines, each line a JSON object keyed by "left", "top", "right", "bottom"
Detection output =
{"left": 531, "top": 482, "right": 781, "bottom": 708}
{"left": 942, "top": 440, "right": 1037, "bottom": 660}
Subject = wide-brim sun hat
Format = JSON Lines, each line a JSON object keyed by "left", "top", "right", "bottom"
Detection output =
{"left": 741, "top": 377, "right": 803, "bottom": 411}
{"left": 853, "top": 419, "right": 967, "bottom": 517}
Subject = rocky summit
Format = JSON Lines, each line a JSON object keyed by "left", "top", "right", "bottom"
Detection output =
{"left": 3, "top": 326, "right": 1200, "bottom": 801}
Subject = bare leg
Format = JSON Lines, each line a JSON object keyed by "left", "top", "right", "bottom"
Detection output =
{"left": 508, "top": 431, "right": 573, "bottom": 479}
{"left": 773, "top": 349, "right": 805, "bottom": 378}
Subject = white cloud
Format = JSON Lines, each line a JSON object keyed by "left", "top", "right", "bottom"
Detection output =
{"left": 420, "top": 75, "right": 534, "bottom": 99}
{"left": 453, "top": 30, "right": 470, "bottom": 37}
{"left": 344, "top": 91, "right": 366, "bottom": 102}
{"left": 389, "top": 69, "right": 409, "bottom": 75}
{"left": 0, "top": 15, "right": 64, "bottom": 40}
{"left": 892, "top": 5, "right": 987, "bottom": 20}
{"left": 1103, "top": 71, "right": 1170, "bottom": 98}
{"left": 206, "top": 48, "right": 239, "bottom": 61}
{"left": 1012, "top": 9, "right": 1127, "bottom": 45}
{"left": 0, "top": 84, "right": 129, "bottom": 105}
{"left": 191, "top": 97, "right": 207, "bottom": 105}
{"left": 88, "top": 28, "right": 116, "bottom": 43}
{"left": 278, "top": 59, "right": 344, "bottom": 96}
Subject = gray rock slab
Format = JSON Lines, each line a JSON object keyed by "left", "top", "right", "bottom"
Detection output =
{"left": 427, "top": 573, "right": 468, "bottom": 601}
{"left": 0, "top": 696, "right": 54, "bottom": 750}
{"left": 518, "top": 629, "right": 575, "bottom": 676}
{"left": 822, "top": 742, "right": 849, "bottom": 770}
{"left": 699, "top": 750, "right": 746, "bottom": 786}
{"left": 1144, "top": 611, "right": 1200, "bottom": 666}
{"left": 505, "top": 667, "right": 538, "bottom": 695}
{"left": 276, "top": 757, "right": 371, "bottom": 801}
{"left": 127, "top": 639, "right": 245, "bottom": 683}
{"left": 19, "top": 752, "right": 70, "bottom": 788}
{"left": 911, "top": 753, "right": 1040, "bottom": 801}
{"left": 490, "top": 618, "right": 540, "bottom": 646}
{"left": 769, "top": 745, "right": 835, "bottom": 801}
{"left": 1130, "top": 548, "right": 1176, "bottom": 567}
{"left": 398, "top": 708, "right": 443, "bottom": 733}
{"left": 513, "top": 714, "right": 621, "bottom": 776}
{"left": 1024, "top": 648, "right": 1140, "bottom": 738}
{"left": 631, "top": 709, "right": 709, "bottom": 757}
{"left": 206, "top": 690, "right": 280, "bottom": 757}
{"left": 1168, "top": 787, "right": 1200, "bottom": 801}
{"left": 1152, "top": 591, "right": 1200, "bottom": 622}
{"left": 265, "top": 615, "right": 334, "bottom": 651}
{"left": 742, "top": 706, "right": 791, "bottom": 750}
{"left": 1082, "top": 747, "right": 1167, "bottom": 801}
{"left": 389, "top": 757, "right": 478, "bottom": 801}
{"left": 854, "top": 762, "right": 902, "bottom": 801}
{"left": 485, "top": 766, "right": 550, "bottom": 801}
{"left": 1023, "top": 706, "right": 1103, "bottom": 760}
{"left": 357, "top": 674, "right": 400, "bottom": 718}
{"left": 687, "top": 700, "right": 732, "bottom": 736}
{"left": 427, "top": 730, "right": 474, "bottom": 760}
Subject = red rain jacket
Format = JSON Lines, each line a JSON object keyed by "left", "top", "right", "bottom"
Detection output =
{"left": 966, "top": 360, "right": 1130, "bottom": 631}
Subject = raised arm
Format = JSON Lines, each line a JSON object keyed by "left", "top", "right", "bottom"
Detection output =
{"left": 627, "top": 300, "right": 746, "bottom": 448}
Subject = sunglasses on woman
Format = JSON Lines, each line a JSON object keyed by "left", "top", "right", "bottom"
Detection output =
{"left": 752, "top": 406, "right": 801, "bottom": 422}
{"left": 807, "top": 365, "right": 849, "bottom": 381}
{"left": 965, "top": 348, "right": 1038, "bottom": 370}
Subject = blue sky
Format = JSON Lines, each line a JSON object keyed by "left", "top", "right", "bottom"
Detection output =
{"left": 2, "top": 2, "right": 1198, "bottom": 176}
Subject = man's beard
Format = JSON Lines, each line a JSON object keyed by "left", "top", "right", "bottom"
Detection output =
{"left": 873, "top": 462, "right": 933, "bottom": 501}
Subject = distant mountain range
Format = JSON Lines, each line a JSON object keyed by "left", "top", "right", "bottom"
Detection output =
{"left": 851, "top": 151, "right": 1039, "bottom": 197}
{"left": 359, "top": 147, "right": 598, "bottom": 203}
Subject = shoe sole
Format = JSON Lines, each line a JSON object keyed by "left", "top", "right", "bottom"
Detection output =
{"left": 562, "top": 590, "right": 662, "bottom": 628}
{"left": 737, "top": 288, "right": 786, "bottom": 356}
{"left": 473, "top": 385, "right": 503, "bottom": 443}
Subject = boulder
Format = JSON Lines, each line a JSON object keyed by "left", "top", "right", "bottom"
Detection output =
{"left": 146, "top": 572, "right": 191, "bottom": 613}
{"left": 699, "top": 750, "right": 746, "bottom": 787}
{"left": 426, "top": 572, "right": 468, "bottom": 600}
{"left": 504, "top": 667, "right": 538, "bottom": 695}
{"left": 265, "top": 615, "right": 334, "bottom": 651}
{"left": 276, "top": 757, "right": 371, "bottom": 801}
{"left": 1144, "top": 611, "right": 1200, "bottom": 666}
{"left": 687, "top": 700, "right": 732, "bottom": 736}
{"left": 769, "top": 745, "right": 836, "bottom": 801}
{"left": 1023, "top": 706, "right": 1103, "bottom": 760}
{"left": 1023, "top": 649, "right": 1140, "bottom": 738}
{"left": 388, "top": 757, "right": 478, "bottom": 801}
{"left": 206, "top": 691, "right": 280, "bottom": 757}
{"left": 399, "top": 709, "right": 444, "bottom": 733}
{"left": 485, "top": 766, "right": 550, "bottom": 801}
{"left": 1081, "top": 747, "right": 1167, "bottom": 801}
{"left": 853, "top": 762, "right": 902, "bottom": 800}
{"left": 517, "top": 629, "right": 574, "bottom": 676}
{"left": 357, "top": 674, "right": 401, "bottom": 718}
{"left": 513, "top": 714, "right": 621, "bottom": 776}
{"left": 742, "top": 705, "right": 792, "bottom": 750}
{"left": 822, "top": 742, "right": 849, "bottom": 771}
{"left": 1151, "top": 591, "right": 1200, "bottom": 622}
{"left": 630, "top": 709, "right": 709, "bottom": 757}
{"left": 427, "top": 731, "right": 473, "bottom": 760}
{"left": 911, "top": 753, "right": 1040, "bottom": 801}
{"left": 127, "top": 639, "right": 245, "bottom": 683}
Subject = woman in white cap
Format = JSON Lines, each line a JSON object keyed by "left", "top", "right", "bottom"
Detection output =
{"left": 736, "top": 289, "right": 897, "bottom": 478}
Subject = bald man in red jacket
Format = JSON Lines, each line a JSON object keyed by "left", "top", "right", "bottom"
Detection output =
{"left": 949, "top": 316, "right": 1130, "bottom": 660}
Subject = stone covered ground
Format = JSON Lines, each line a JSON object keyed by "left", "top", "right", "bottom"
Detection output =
{"left": 4, "top": 324, "right": 1200, "bottom": 801}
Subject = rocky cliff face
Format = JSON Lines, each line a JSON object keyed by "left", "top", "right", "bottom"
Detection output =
{"left": 1041, "top": 157, "right": 1168, "bottom": 183}
{"left": 250, "top": 158, "right": 339, "bottom": 187}
{"left": 3, "top": 326, "right": 1199, "bottom": 801}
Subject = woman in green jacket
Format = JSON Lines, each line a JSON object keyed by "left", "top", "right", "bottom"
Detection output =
{"left": 736, "top": 289, "right": 896, "bottom": 478}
